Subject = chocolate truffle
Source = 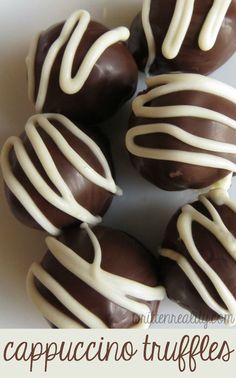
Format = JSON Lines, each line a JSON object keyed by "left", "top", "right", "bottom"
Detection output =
{"left": 27, "top": 223, "right": 165, "bottom": 328}
{"left": 159, "top": 189, "right": 236, "bottom": 324}
{"left": 126, "top": 73, "right": 236, "bottom": 191}
{"left": 1, "top": 114, "right": 120, "bottom": 235}
{"left": 128, "top": 0, "right": 236, "bottom": 75}
{"left": 26, "top": 9, "right": 138, "bottom": 124}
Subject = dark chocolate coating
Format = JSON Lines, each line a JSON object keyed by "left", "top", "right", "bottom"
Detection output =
{"left": 32, "top": 20, "right": 138, "bottom": 124}
{"left": 128, "top": 88, "right": 236, "bottom": 191}
{"left": 159, "top": 198, "right": 236, "bottom": 321}
{"left": 128, "top": 0, "right": 236, "bottom": 75}
{"left": 35, "top": 225, "right": 160, "bottom": 328}
{"left": 5, "top": 119, "right": 114, "bottom": 232}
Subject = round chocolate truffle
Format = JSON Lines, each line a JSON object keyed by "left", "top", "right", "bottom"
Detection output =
{"left": 26, "top": 9, "right": 138, "bottom": 124}
{"left": 128, "top": 0, "right": 236, "bottom": 75}
{"left": 159, "top": 189, "right": 236, "bottom": 324}
{"left": 27, "top": 223, "right": 165, "bottom": 328}
{"left": 126, "top": 73, "right": 236, "bottom": 191}
{"left": 1, "top": 113, "right": 120, "bottom": 235}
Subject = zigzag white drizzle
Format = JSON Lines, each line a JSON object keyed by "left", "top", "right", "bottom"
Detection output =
{"left": 160, "top": 189, "right": 236, "bottom": 326}
{"left": 1, "top": 114, "right": 121, "bottom": 235}
{"left": 126, "top": 73, "right": 236, "bottom": 175}
{"left": 26, "top": 9, "right": 130, "bottom": 111}
{"left": 142, "top": 0, "right": 232, "bottom": 73}
{"left": 27, "top": 223, "right": 166, "bottom": 329}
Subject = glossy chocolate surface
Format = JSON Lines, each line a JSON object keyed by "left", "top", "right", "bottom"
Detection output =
{"left": 5, "top": 120, "right": 113, "bottom": 232}
{"left": 128, "top": 89, "right": 236, "bottom": 191}
{"left": 33, "top": 20, "right": 138, "bottom": 124}
{"left": 35, "top": 225, "right": 160, "bottom": 328}
{"left": 159, "top": 199, "right": 236, "bottom": 321}
{"left": 128, "top": 0, "right": 236, "bottom": 75}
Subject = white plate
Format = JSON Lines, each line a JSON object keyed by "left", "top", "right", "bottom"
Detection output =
{"left": 0, "top": 0, "right": 235, "bottom": 328}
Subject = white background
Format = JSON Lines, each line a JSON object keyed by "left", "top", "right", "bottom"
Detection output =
{"left": 0, "top": 329, "right": 235, "bottom": 377}
{"left": 0, "top": 0, "right": 235, "bottom": 328}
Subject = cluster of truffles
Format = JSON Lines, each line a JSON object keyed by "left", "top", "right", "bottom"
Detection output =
{"left": 1, "top": 0, "right": 236, "bottom": 328}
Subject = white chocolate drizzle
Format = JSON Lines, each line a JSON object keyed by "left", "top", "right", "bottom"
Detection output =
{"left": 142, "top": 0, "right": 232, "bottom": 72}
{"left": 126, "top": 73, "right": 236, "bottom": 175}
{"left": 160, "top": 189, "right": 236, "bottom": 325}
{"left": 162, "top": 0, "right": 195, "bottom": 60}
{"left": 27, "top": 223, "right": 166, "bottom": 329}
{"left": 26, "top": 9, "right": 130, "bottom": 111}
{"left": 142, "top": 0, "right": 156, "bottom": 74}
{"left": 1, "top": 114, "right": 121, "bottom": 235}
{"left": 209, "top": 172, "right": 233, "bottom": 192}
